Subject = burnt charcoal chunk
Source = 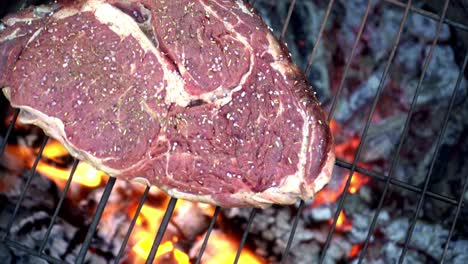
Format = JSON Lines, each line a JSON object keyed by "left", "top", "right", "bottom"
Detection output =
{"left": 0, "top": 0, "right": 334, "bottom": 208}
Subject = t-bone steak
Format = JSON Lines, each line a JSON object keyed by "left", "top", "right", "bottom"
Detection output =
{"left": 0, "top": 0, "right": 335, "bottom": 207}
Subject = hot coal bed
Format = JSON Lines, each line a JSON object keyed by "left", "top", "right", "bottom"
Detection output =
{"left": 1, "top": 0, "right": 468, "bottom": 263}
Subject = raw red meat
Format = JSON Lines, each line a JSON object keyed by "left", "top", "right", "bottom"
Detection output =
{"left": 0, "top": 0, "right": 334, "bottom": 207}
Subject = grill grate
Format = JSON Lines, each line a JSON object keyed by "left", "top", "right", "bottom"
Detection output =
{"left": 1, "top": 0, "right": 468, "bottom": 263}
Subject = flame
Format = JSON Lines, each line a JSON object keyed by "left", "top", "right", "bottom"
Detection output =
{"left": 204, "top": 232, "right": 263, "bottom": 264}
{"left": 349, "top": 173, "right": 369, "bottom": 194}
{"left": 36, "top": 141, "right": 105, "bottom": 187}
{"left": 335, "top": 136, "right": 360, "bottom": 162}
{"left": 131, "top": 203, "right": 190, "bottom": 264}
{"left": 35, "top": 161, "right": 104, "bottom": 187}
{"left": 5, "top": 140, "right": 106, "bottom": 188}
{"left": 313, "top": 119, "right": 370, "bottom": 207}
{"left": 133, "top": 240, "right": 174, "bottom": 261}
{"left": 313, "top": 171, "right": 368, "bottom": 207}
{"left": 173, "top": 248, "right": 190, "bottom": 264}
{"left": 312, "top": 179, "right": 346, "bottom": 206}
{"left": 41, "top": 140, "right": 69, "bottom": 162}
{"left": 330, "top": 211, "right": 352, "bottom": 232}
{"left": 131, "top": 204, "right": 165, "bottom": 260}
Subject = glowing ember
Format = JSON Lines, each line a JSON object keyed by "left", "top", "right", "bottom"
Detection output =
{"left": 330, "top": 211, "right": 352, "bottom": 232}
{"left": 334, "top": 136, "right": 360, "bottom": 162}
{"left": 312, "top": 178, "right": 346, "bottom": 207}
{"left": 313, "top": 170, "right": 369, "bottom": 207}
{"left": 349, "top": 244, "right": 363, "bottom": 258}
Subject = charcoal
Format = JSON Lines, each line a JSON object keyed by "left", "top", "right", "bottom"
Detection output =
{"left": 348, "top": 70, "right": 385, "bottom": 120}
{"left": 410, "top": 221, "right": 448, "bottom": 260}
{"left": 382, "top": 218, "right": 409, "bottom": 242}
{"left": 327, "top": 236, "right": 352, "bottom": 263}
{"left": 404, "top": 45, "right": 467, "bottom": 107}
{"left": 361, "top": 114, "right": 405, "bottom": 162}
{"left": 381, "top": 242, "right": 427, "bottom": 264}
{"left": 254, "top": 0, "right": 330, "bottom": 99}
{"left": 0, "top": 242, "right": 13, "bottom": 264}
{"left": 337, "top": 0, "right": 378, "bottom": 57}
{"left": 445, "top": 240, "right": 468, "bottom": 264}
{"left": 367, "top": 7, "right": 404, "bottom": 61}
{"left": 408, "top": 12, "right": 451, "bottom": 41}
{"left": 395, "top": 41, "right": 425, "bottom": 74}
{"left": 349, "top": 212, "right": 372, "bottom": 244}
{"left": 14, "top": 254, "right": 49, "bottom": 264}
{"left": 286, "top": 241, "right": 320, "bottom": 264}
{"left": 172, "top": 202, "right": 210, "bottom": 239}
{"left": 333, "top": 97, "right": 352, "bottom": 122}
{"left": 306, "top": 205, "right": 333, "bottom": 221}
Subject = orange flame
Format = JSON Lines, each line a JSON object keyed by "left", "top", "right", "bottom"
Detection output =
{"left": 330, "top": 211, "right": 352, "bottom": 232}
{"left": 5, "top": 140, "right": 106, "bottom": 188}
{"left": 204, "top": 232, "right": 263, "bottom": 264}
{"left": 313, "top": 119, "right": 371, "bottom": 207}
{"left": 35, "top": 161, "right": 104, "bottom": 187}
{"left": 36, "top": 141, "right": 105, "bottom": 187}
{"left": 313, "top": 171, "right": 369, "bottom": 207}
{"left": 349, "top": 173, "right": 369, "bottom": 194}
{"left": 131, "top": 203, "right": 190, "bottom": 264}
{"left": 131, "top": 204, "right": 165, "bottom": 260}
{"left": 41, "top": 140, "right": 69, "bottom": 160}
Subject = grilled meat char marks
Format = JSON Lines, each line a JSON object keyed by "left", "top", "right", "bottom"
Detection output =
{"left": 0, "top": 0, "right": 334, "bottom": 207}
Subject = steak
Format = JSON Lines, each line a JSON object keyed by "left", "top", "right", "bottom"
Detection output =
{"left": 0, "top": 0, "right": 335, "bottom": 207}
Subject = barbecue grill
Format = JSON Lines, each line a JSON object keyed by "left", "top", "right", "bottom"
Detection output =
{"left": 0, "top": 0, "right": 467, "bottom": 263}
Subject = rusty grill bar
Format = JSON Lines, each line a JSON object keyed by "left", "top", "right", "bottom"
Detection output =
{"left": 0, "top": 0, "right": 467, "bottom": 263}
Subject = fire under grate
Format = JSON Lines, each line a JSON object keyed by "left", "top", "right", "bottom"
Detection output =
{"left": 1, "top": 0, "right": 468, "bottom": 263}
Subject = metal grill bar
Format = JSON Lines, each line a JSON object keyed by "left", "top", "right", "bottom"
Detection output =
{"left": 1, "top": 136, "right": 49, "bottom": 240}
{"left": 1, "top": 0, "right": 468, "bottom": 263}
{"left": 279, "top": 0, "right": 296, "bottom": 41}
{"left": 195, "top": 206, "right": 221, "bottom": 264}
{"left": 357, "top": 0, "right": 451, "bottom": 261}
{"left": 282, "top": 0, "right": 373, "bottom": 260}
{"left": 440, "top": 55, "right": 468, "bottom": 259}
{"left": 0, "top": 108, "right": 19, "bottom": 156}
{"left": 327, "top": 1, "right": 373, "bottom": 123}
{"left": 39, "top": 159, "right": 80, "bottom": 253}
{"left": 233, "top": 208, "right": 257, "bottom": 264}
{"left": 304, "top": 0, "right": 334, "bottom": 76}
{"left": 384, "top": 0, "right": 468, "bottom": 32}
{"left": 335, "top": 158, "right": 460, "bottom": 205}
{"left": 145, "top": 197, "right": 178, "bottom": 264}
{"left": 280, "top": 200, "right": 304, "bottom": 264}
{"left": 76, "top": 176, "right": 116, "bottom": 264}
{"left": 398, "top": 13, "right": 462, "bottom": 264}
{"left": 434, "top": 54, "right": 468, "bottom": 263}
{"left": 2, "top": 238, "right": 63, "bottom": 264}
{"left": 319, "top": 0, "right": 414, "bottom": 262}
{"left": 114, "top": 185, "right": 151, "bottom": 264}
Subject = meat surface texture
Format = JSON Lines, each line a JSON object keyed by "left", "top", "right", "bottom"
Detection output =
{"left": 0, "top": 0, "right": 334, "bottom": 207}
